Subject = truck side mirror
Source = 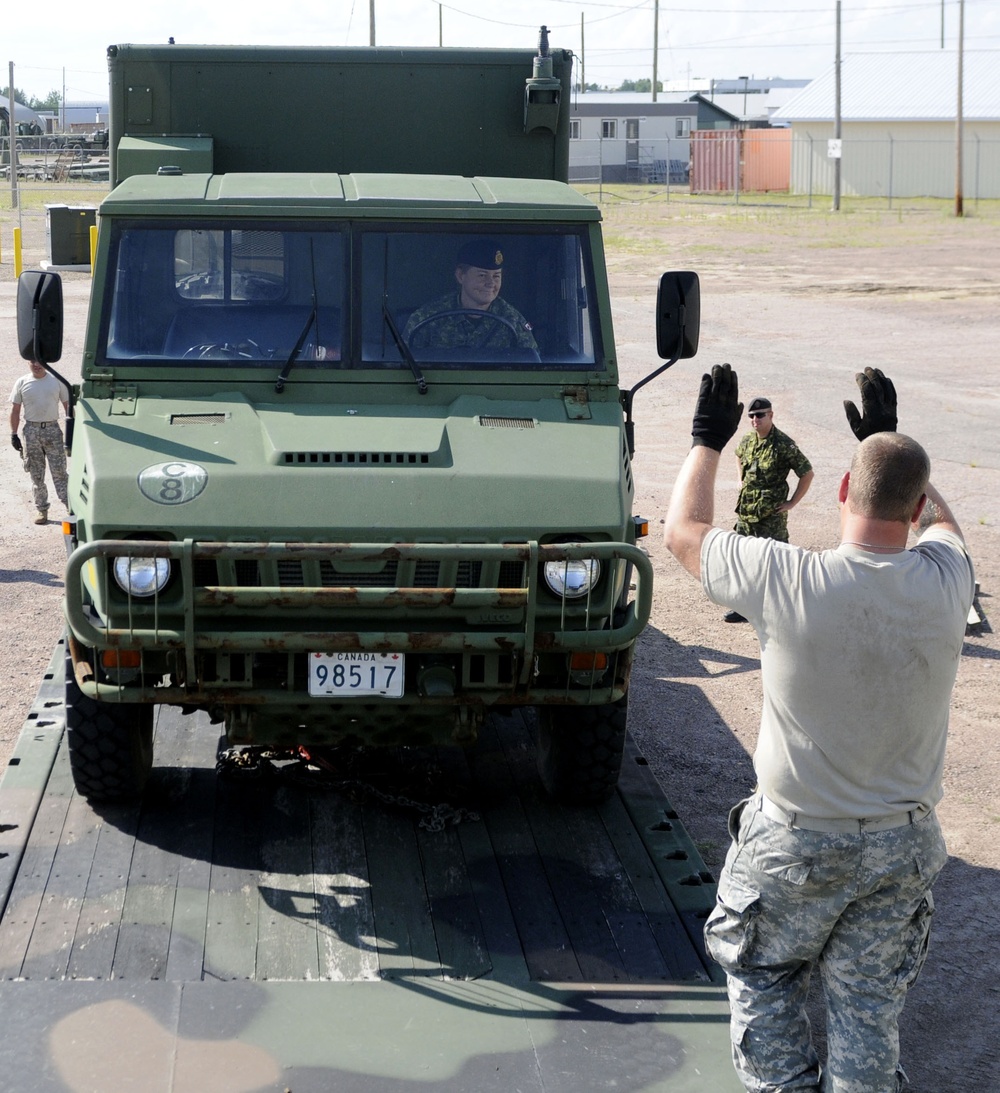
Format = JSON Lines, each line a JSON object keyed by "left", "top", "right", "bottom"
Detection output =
{"left": 17, "top": 270, "right": 64, "bottom": 365}
{"left": 655, "top": 270, "right": 699, "bottom": 360}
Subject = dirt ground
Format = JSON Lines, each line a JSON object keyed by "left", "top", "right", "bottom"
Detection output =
{"left": 1, "top": 197, "right": 998, "bottom": 1091}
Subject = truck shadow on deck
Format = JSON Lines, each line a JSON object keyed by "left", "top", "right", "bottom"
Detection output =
{"left": 0, "top": 702, "right": 721, "bottom": 991}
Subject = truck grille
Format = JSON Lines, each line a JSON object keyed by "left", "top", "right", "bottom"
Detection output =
{"left": 193, "top": 557, "right": 526, "bottom": 589}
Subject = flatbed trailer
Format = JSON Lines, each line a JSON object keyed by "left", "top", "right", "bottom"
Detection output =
{"left": 0, "top": 642, "right": 740, "bottom": 1092}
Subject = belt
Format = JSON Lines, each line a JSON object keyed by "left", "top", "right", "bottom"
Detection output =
{"left": 759, "top": 794, "right": 931, "bottom": 834}
{"left": 26, "top": 420, "right": 59, "bottom": 427}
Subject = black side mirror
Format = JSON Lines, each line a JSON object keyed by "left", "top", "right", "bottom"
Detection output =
{"left": 17, "top": 270, "right": 64, "bottom": 365}
{"left": 655, "top": 270, "right": 700, "bottom": 360}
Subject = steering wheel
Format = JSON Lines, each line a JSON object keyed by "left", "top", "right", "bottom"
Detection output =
{"left": 407, "top": 308, "right": 520, "bottom": 344}
{"left": 181, "top": 340, "right": 262, "bottom": 360}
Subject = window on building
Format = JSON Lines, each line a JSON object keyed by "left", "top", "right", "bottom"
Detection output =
{"left": 675, "top": 117, "right": 691, "bottom": 138}
{"left": 570, "top": 119, "right": 580, "bottom": 140}
{"left": 625, "top": 118, "right": 639, "bottom": 140}
{"left": 601, "top": 119, "right": 617, "bottom": 140}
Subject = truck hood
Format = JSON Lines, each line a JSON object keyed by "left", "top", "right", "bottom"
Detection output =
{"left": 72, "top": 392, "right": 632, "bottom": 541}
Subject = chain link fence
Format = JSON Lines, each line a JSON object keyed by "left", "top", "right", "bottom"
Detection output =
{"left": 568, "top": 132, "right": 1000, "bottom": 211}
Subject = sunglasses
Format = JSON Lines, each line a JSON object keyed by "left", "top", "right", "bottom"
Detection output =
{"left": 748, "top": 410, "right": 770, "bottom": 419}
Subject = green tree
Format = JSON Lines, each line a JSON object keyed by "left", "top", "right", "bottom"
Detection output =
{"left": 31, "top": 90, "right": 62, "bottom": 112}
{"left": 616, "top": 78, "right": 663, "bottom": 93}
{"left": 1, "top": 86, "right": 60, "bottom": 110}
{"left": 1, "top": 84, "right": 29, "bottom": 104}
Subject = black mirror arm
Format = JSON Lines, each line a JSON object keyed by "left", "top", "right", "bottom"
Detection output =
{"left": 621, "top": 352, "right": 680, "bottom": 458}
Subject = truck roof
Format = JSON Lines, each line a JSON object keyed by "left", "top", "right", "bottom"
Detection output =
{"left": 99, "top": 173, "right": 602, "bottom": 220}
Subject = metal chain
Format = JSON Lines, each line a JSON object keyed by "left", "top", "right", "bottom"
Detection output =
{"left": 216, "top": 746, "right": 480, "bottom": 831}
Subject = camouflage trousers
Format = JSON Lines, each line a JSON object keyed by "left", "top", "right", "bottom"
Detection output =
{"left": 705, "top": 792, "right": 947, "bottom": 1093}
{"left": 735, "top": 512, "right": 789, "bottom": 542}
{"left": 22, "top": 421, "right": 68, "bottom": 513}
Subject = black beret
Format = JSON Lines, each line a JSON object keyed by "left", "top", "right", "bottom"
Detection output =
{"left": 457, "top": 239, "right": 504, "bottom": 270}
{"left": 748, "top": 397, "right": 772, "bottom": 412}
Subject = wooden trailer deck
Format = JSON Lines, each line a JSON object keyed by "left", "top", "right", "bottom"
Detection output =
{"left": 0, "top": 642, "right": 739, "bottom": 1092}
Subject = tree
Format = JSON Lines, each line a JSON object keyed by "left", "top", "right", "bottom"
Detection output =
{"left": 32, "top": 90, "right": 62, "bottom": 112}
{"left": 617, "top": 78, "right": 663, "bottom": 93}
{"left": 1, "top": 84, "right": 29, "bottom": 105}
{"left": 1, "top": 86, "right": 61, "bottom": 111}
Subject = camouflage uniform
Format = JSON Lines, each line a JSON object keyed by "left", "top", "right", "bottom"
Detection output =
{"left": 22, "top": 421, "right": 69, "bottom": 514}
{"left": 706, "top": 793, "right": 946, "bottom": 1093}
{"left": 403, "top": 291, "right": 537, "bottom": 352}
{"left": 734, "top": 425, "right": 812, "bottom": 542}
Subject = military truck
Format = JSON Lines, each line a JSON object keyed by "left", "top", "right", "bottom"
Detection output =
{"left": 17, "top": 34, "right": 699, "bottom": 805}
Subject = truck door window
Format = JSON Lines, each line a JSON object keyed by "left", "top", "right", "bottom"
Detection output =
{"left": 359, "top": 228, "right": 600, "bottom": 370}
{"left": 103, "top": 225, "right": 345, "bottom": 365}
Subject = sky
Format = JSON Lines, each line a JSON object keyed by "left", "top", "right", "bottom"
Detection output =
{"left": 5, "top": 0, "right": 999, "bottom": 104}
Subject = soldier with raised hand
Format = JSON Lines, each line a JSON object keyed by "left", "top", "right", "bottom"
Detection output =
{"left": 725, "top": 395, "right": 814, "bottom": 621}
{"left": 663, "top": 363, "right": 975, "bottom": 1093}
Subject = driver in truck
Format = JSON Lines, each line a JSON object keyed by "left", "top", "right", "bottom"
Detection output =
{"left": 403, "top": 239, "right": 538, "bottom": 352}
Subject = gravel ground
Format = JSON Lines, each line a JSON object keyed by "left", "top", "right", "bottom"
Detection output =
{"left": 2, "top": 197, "right": 998, "bottom": 1091}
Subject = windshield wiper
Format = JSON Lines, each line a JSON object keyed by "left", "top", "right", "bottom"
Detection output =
{"left": 382, "top": 303, "right": 427, "bottom": 395}
{"left": 274, "top": 305, "right": 317, "bottom": 394}
{"left": 275, "top": 239, "right": 320, "bottom": 394}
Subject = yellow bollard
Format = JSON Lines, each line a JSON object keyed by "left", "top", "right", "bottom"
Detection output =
{"left": 14, "top": 227, "right": 22, "bottom": 278}
{"left": 90, "top": 224, "right": 97, "bottom": 274}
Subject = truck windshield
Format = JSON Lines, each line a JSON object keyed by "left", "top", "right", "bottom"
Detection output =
{"left": 100, "top": 222, "right": 600, "bottom": 371}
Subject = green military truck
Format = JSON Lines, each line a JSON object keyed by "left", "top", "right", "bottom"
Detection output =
{"left": 18, "top": 34, "right": 699, "bottom": 805}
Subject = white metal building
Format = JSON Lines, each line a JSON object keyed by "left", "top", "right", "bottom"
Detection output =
{"left": 772, "top": 51, "right": 1000, "bottom": 199}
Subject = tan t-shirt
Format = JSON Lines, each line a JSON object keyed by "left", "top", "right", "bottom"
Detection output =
{"left": 10, "top": 370, "right": 69, "bottom": 423}
{"left": 701, "top": 526, "right": 975, "bottom": 818}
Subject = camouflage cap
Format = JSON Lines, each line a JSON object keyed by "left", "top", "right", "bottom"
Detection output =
{"left": 748, "top": 397, "right": 772, "bottom": 412}
{"left": 457, "top": 239, "right": 504, "bottom": 270}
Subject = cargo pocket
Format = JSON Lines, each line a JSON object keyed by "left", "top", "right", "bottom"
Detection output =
{"left": 893, "top": 891, "right": 935, "bottom": 991}
{"left": 704, "top": 872, "right": 760, "bottom": 973}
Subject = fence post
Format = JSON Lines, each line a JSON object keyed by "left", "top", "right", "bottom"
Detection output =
{"left": 665, "top": 135, "right": 670, "bottom": 203}
{"left": 734, "top": 131, "right": 741, "bottom": 205}
{"left": 599, "top": 137, "right": 604, "bottom": 203}
{"left": 974, "top": 134, "right": 980, "bottom": 205}
{"left": 887, "top": 135, "right": 894, "bottom": 210}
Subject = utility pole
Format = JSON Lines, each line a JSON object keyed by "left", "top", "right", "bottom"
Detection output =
{"left": 370, "top": 0, "right": 376, "bottom": 46}
{"left": 580, "top": 14, "right": 585, "bottom": 92}
{"left": 652, "top": 0, "right": 659, "bottom": 102}
{"left": 833, "top": 1, "right": 842, "bottom": 211}
{"left": 8, "top": 62, "right": 17, "bottom": 210}
{"left": 439, "top": 4, "right": 443, "bottom": 46}
{"left": 955, "top": 0, "right": 964, "bottom": 216}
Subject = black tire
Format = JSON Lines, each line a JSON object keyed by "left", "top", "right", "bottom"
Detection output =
{"left": 535, "top": 695, "right": 628, "bottom": 806}
{"left": 65, "top": 651, "right": 154, "bottom": 801}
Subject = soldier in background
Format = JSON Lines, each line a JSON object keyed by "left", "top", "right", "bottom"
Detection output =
{"left": 9, "top": 361, "right": 70, "bottom": 526}
{"left": 403, "top": 239, "right": 538, "bottom": 354}
{"left": 725, "top": 396, "right": 814, "bottom": 622}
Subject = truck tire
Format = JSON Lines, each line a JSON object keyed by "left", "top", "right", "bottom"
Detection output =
{"left": 65, "top": 651, "right": 154, "bottom": 801}
{"left": 535, "top": 696, "right": 628, "bottom": 806}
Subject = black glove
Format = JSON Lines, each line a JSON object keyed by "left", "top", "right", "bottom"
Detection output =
{"left": 10, "top": 433, "right": 22, "bottom": 454}
{"left": 691, "top": 363, "right": 743, "bottom": 451}
{"left": 844, "top": 367, "right": 897, "bottom": 440}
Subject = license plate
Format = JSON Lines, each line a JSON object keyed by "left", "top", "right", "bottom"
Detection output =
{"left": 308, "top": 652, "right": 404, "bottom": 697}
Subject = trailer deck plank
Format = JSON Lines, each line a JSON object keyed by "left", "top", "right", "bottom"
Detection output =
{"left": 0, "top": 645, "right": 743, "bottom": 1091}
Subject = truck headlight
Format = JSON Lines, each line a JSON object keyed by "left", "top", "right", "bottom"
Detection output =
{"left": 543, "top": 557, "right": 601, "bottom": 599}
{"left": 112, "top": 556, "right": 172, "bottom": 597}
